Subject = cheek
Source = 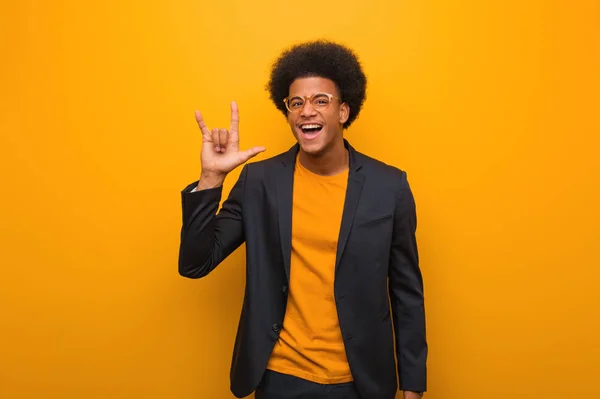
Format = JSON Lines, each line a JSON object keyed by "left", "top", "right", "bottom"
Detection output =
{"left": 286, "top": 113, "right": 295, "bottom": 126}
{"left": 287, "top": 117, "right": 299, "bottom": 134}
{"left": 326, "top": 112, "right": 341, "bottom": 127}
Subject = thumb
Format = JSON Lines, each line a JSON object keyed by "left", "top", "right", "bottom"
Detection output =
{"left": 238, "top": 146, "right": 266, "bottom": 164}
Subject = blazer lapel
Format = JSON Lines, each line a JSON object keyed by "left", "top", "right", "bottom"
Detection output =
{"left": 335, "top": 142, "right": 365, "bottom": 273}
{"left": 276, "top": 144, "right": 298, "bottom": 283}
{"left": 275, "top": 141, "right": 364, "bottom": 279}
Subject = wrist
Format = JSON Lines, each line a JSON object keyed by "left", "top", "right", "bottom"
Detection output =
{"left": 197, "top": 172, "right": 226, "bottom": 190}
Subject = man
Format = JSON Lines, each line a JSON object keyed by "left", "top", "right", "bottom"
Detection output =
{"left": 179, "top": 40, "right": 427, "bottom": 399}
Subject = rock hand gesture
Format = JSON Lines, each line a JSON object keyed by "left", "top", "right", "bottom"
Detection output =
{"left": 194, "top": 101, "right": 265, "bottom": 190}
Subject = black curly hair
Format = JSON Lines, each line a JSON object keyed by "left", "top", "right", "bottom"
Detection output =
{"left": 267, "top": 40, "right": 367, "bottom": 129}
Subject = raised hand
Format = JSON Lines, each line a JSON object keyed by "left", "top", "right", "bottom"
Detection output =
{"left": 195, "top": 101, "right": 265, "bottom": 189}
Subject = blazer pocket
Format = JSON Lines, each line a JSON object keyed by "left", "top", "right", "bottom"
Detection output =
{"left": 355, "top": 214, "right": 393, "bottom": 229}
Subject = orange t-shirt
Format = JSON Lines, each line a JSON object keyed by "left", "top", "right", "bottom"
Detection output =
{"left": 266, "top": 157, "right": 352, "bottom": 384}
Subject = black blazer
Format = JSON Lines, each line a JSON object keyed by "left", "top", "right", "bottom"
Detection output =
{"left": 179, "top": 140, "right": 427, "bottom": 399}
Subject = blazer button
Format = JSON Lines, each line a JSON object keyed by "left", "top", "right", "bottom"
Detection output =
{"left": 272, "top": 324, "right": 281, "bottom": 333}
{"left": 282, "top": 285, "right": 287, "bottom": 294}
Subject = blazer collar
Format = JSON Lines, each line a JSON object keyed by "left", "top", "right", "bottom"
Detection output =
{"left": 279, "top": 139, "right": 363, "bottom": 173}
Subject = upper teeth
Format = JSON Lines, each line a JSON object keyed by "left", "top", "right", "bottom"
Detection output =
{"left": 302, "top": 124, "right": 321, "bottom": 129}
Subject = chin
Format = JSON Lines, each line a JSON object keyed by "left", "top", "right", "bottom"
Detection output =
{"left": 293, "top": 129, "right": 325, "bottom": 155}
{"left": 298, "top": 140, "right": 327, "bottom": 157}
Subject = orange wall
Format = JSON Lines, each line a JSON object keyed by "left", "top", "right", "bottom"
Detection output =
{"left": 1, "top": 1, "right": 599, "bottom": 398}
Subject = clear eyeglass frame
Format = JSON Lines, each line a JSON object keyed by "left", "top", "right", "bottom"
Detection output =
{"left": 283, "top": 92, "right": 342, "bottom": 113}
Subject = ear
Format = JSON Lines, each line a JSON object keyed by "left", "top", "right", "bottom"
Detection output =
{"left": 339, "top": 103, "right": 350, "bottom": 125}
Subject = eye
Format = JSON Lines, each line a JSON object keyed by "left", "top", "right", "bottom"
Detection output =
{"left": 312, "top": 94, "right": 330, "bottom": 106}
{"left": 289, "top": 98, "right": 304, "bottom": 108}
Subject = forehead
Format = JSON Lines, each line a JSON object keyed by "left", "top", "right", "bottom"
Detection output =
{"left": 288, "top": 77, "right": 339, "bottom": 97}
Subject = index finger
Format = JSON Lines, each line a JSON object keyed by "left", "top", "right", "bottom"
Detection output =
{"left": 195, "top": 110, "right": 211, "bottom": 137}
{"left": 230, "top": 101, "right": 239, "bottom": 135}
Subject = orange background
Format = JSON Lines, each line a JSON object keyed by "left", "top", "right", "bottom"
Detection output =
{"left": 1, "top": 1, "right": 599, "bottom": 398}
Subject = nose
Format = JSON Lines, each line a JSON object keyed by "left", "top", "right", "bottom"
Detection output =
{"left": 299, "top": 101, "right": 317, "bottom": 117}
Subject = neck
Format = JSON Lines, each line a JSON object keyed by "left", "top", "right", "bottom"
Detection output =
{"left": 298, "top": 138, "right": 349, "bottom": 176}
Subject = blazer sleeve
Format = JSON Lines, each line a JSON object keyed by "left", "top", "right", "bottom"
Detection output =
{"left": 388, "top": 171, "right": 428, "bottom": 392}
{"left": 178, "top": 165, "right": 248, "bottom": 278}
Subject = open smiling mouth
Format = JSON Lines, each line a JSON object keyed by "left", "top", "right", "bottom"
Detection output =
{"left": 300, "top": 124, "right": 323, "bottom": 138}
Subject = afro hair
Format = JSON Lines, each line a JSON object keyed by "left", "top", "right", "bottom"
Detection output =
{"left": 267, "top": 40, "right": 367, "bottom": 129}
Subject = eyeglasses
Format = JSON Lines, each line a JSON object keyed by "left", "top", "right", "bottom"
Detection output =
{"left": 283, "top": 92, "right": 342, "bottom": 113}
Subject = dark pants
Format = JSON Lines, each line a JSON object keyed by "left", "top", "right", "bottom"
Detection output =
{"left": 255, "top": 370, "right": 361, "bottom": 399}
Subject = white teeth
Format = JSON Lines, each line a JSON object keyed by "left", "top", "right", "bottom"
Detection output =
{"left": 301, "top": 124, "right": 322, "bottom": 129}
